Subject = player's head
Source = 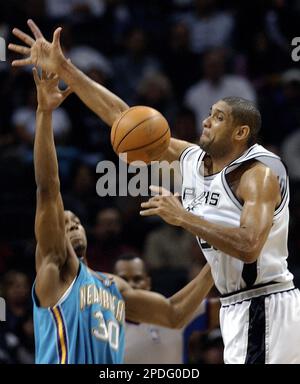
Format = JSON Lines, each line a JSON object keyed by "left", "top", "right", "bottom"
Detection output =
{"left": 200, "top": 97, "right": 261, "bottom": 157}
{"left": 113, "top": 254, "right": 151, "bottom": 291}
{"left": 64, "top": 210, "right": 87, "bottom": 262}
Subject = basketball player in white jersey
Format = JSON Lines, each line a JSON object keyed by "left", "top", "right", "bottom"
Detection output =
{"left": 114, "top": 254, "right": 220, "bottom": 364}
{"left": 9, "top": 20, "right": 300, "bottom": 364}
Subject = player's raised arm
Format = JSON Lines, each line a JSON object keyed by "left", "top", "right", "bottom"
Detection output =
{"left": 9, "top": 20, "right": 194, "bottom": 162}
{"left": 114, "top": 263, "right": 213, "bottom": 329}
{"left": 33, "top": 68, "right": 77, "bottom": 306}
{"left": 9, "top": 20, "right": 128, "bottom": 126}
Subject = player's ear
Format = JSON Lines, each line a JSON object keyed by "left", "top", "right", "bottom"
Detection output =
{"left": 233, "top": 125, "right": 250, "bottom": 143}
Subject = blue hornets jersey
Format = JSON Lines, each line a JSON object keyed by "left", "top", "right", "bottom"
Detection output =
{"left": 32, "top": 262, "right": 125, "bottom": 364}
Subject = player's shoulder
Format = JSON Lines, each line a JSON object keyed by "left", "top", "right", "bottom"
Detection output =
{"left": 179, "top": 144, "right": 202, "bottom": 163}
{"left": 241, "top": 160, "right": 277, "bottom": 181}
{"left": 238, "top": 161, "right": 281, "bottom": 201}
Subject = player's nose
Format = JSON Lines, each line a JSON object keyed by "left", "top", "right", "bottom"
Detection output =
{"left": 202, "top": 116, "right": 211, "bottom": 129}
{"left": 70, "top": 223, "right": 79, "bottom": 231}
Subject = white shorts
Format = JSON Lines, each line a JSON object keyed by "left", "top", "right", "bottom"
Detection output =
{"left": 220, "top": 282, "right": 300, "bottom": 364}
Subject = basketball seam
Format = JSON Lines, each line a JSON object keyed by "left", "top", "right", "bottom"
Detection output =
{"left": 112, "top": 106, "right": 139, "bottom": 147}
{"left": 120, "top": 126, "right": 170, "bottom": 152}
{"left": 115, "top": 114, "right": 162, "bottom": 152}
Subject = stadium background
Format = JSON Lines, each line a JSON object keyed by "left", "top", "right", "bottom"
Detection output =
{"left": 0, "top": 0, "right": 299, "bottom": 363}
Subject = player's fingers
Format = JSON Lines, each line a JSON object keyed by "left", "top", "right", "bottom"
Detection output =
{"left": 147, "top": 196, "right": 161, "bottom": 204}
{"left": 41, "top": 69, "right": 46, "bottom": 80}
{"left": 48, "top": 72, "right": 57, "bottom": 80}
{"left": 139, "top": 208, "right": 160, "bottom": 217}
{"left": 32, "top": 67, "right": 40, "bottom": 85}
{"left": 174, "top": 192, "right": 181, "bottom": 201}
{"left": 27, "top": 19, "right": 44, "bottom": 39}
{"left": 47, "top": 74, "right": 59, "bottom": 86}
{"left": 8, "top": 43, "right": 30, "bottom": 55}
{"left": 141, "top": 198, "right": 160, "bottom": 208}
{"left": 149, "top": 185, "right": 172, "bottom": 196}
{"left": 12, "top": 28, "right": 35, "bottom": 47}
{"left": 53, "top": 27, "right": 62, "bottom": 47}
{"left": 12, "top": 57, "right": 33, "bottom": 67}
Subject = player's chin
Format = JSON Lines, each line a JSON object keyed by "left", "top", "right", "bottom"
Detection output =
{"left": 199, "top": 135, "right": 210, "bottom": 150}
{"left": 70, "top": 237, "right": 84, "bottom": 249}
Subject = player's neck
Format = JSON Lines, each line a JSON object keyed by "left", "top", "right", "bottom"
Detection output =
{"left": 209, "top": 146, "right": 248, "bottom": 174}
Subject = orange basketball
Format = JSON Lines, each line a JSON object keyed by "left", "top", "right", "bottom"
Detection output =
{"left": 111, "top": 106, "right": 171, "bottom": 164}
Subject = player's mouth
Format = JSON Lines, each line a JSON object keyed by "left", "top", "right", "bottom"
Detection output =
{"left": 202, "top": 128, "right": 210, "bottom": 137}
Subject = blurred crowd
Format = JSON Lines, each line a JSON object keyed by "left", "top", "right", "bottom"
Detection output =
{"left": 0, "top": 0, "right": 300, "bottom": 363}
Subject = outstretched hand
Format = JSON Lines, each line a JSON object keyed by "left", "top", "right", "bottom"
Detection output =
{"left": 9, "top": 19, "right": 66, "bottom": 74}
{"left": 33, "top": 68, "right": 72, "bottom": 112}
{"left": 140, "top": 185, "right": 186, "bottom": 226}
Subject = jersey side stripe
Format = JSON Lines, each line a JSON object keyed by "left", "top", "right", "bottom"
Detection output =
{"left": 51, "top": 307, "right": 68, "bottom": 364}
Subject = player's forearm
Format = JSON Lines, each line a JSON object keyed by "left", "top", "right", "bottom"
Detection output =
{"left": 57, "top": 59, "right": 129, "bottom": 126}
{"left": 179, "top": 211, "right": 259, "bottom": 263}
{"left": 34, "top": 109, "right": 60, "bottom": 196}
{"left": 169, "top": 263, "right": 213, "bottom": 328}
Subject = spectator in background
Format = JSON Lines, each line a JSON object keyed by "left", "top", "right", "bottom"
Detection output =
{"left": 261, "top": 69, "right": 300, "bottom": 150}
{"left": 87, "top": 207, "right": 137, "bottom": 272}
{"left": 143, "top": 222, "right": 196, "bottom": 296}
{"left": 184, "top": 48, "right": 256, "bottom": 133}
{"left": 172, "top": 107, "right": 198, "bottom": 143}
{"left": 163, "top": 22, "right": 200, "bottom": 100}
{"left": 114, "top": 254, "right": 220, "bottom": 364}
{"left": 188, "top": 328, "right": 224, "bottom": 364}
{"left": 113, "top": 27, "right": 161, "bottom": 104}
{"left": 45, "top": 0, "right": 105, "bottom": 22}
{"left": 136, "top": 71, "right": 177, "bottom": 124}
{"left": 0, "top": 270, "right": 34, "bottom": 363}
{"left": 63, "top": 162, "right": 99, "bottom": 222}
{"left": 180, "top": 0, "right": 234, "bottom": 55}
{"left": 66, "top": 45, "right": 114, "bottom": 159}
{"left": 12, "top": 84, "right": 71, "bottom": 148}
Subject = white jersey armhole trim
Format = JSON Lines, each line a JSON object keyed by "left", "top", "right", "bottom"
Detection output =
{"left": 221, "top": 155, "right": 289, "bottom": 217}
{"left": 179, "top": 145, "right": 199, "bottom": 174}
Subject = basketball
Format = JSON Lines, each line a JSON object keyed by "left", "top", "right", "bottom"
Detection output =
{"left": 111, "top": 106, "right": 171, "bottom": 164}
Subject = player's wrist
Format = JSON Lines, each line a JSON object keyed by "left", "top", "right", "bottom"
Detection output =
{"left": 177, "top": 210, "right": 191, "bottom": 228}
{"left": 36, "top": 106, "right": 53, "bottom": 114}
{"left": 56, "top": 56, "right": 74, "bottom": 82}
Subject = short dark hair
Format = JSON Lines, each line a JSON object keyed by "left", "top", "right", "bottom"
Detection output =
{"left": 221, "top": 97, "right": 261, "bottom": 146}
{"left": 115, "top": 253, "right": 149, "bottom": 274}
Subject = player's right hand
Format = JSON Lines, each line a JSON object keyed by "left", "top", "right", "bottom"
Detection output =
{"left": 8, "top": 19, "right": 66, "bottom": 75}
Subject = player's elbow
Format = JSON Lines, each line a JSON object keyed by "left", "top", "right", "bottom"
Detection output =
{"left": 239, "top": 239, "right": 261, "bottom": 263}
{"left": 235, "top": 228, "right": 262, "bottom": 263}
{"left": 36, "top": 179, "right": 60, "bottom": 200}
{"left": 167, "top": 305, "right": 186, "bottom": 329}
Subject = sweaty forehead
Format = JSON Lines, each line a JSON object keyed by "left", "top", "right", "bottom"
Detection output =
{"left": 211, "top": 100, "right": 232, "bottom": 116}
{"left": 64, "top": 211, "right": 80, "bottom": 223}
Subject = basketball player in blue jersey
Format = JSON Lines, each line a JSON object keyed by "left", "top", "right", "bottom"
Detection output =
{"left": 29, "top": 67, "right": 213, "bottom": 364}
{"left": 114, "top": 254, "right": 220, "bottom": 364}
{"left": 10, "top": 20, "right": 300, "bottom": 364}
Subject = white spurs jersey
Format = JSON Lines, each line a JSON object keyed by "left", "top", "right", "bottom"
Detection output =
{"left": 180, "top": 144, "right": 293, "bottom": 295}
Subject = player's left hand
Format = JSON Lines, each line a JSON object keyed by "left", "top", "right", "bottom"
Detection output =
{"left": 140, "top": 185, "right": 186, "bottom": 226}
{"left": 33, "top": 67, "right": 72, "bottom": 112}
